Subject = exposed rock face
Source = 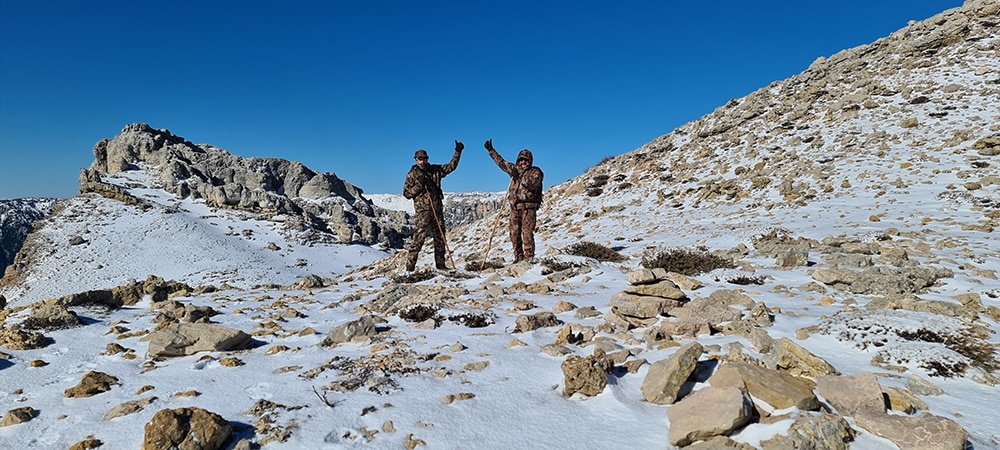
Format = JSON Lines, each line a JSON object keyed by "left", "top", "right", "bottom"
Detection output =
{"left": 0, "top": 199, "right": 56, "bottom": 274}
{"left": 83, "top": 123, "right": 407, "bottom": 247}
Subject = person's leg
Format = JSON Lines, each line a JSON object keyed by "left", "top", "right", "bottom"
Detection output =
{"left": 430, "top": 211, "right": 447, "bottom": 269}
{"left": 406, "top": 210, "right": 431, "bottom": 270}
{"left": 509, "top": 207, "right": 524, "bottom": 262}
{"left": 521, "top": 207, "right": 537, "bottom": 259}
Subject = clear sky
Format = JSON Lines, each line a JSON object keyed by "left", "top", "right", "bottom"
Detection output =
{"left": 0, "top": 0, "right": 960, "bottom": 199}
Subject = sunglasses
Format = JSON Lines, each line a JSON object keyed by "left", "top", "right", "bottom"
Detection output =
{"left": 415, "top": 157, "right": 428, "bottom": 161}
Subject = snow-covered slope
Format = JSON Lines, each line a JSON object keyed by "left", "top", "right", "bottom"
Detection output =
{"left": 1, "top": 2, "right": 999, "bottom": 449}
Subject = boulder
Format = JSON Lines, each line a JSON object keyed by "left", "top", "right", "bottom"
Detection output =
{"left": 561, "top": 354, "right": 612, "bottom": 397}
{"left": 710, "top": 362, "right": 819, "bottom": 410}
{"left": 146, "top": 323, "right": 251, "bottom": 357}
{"left": 64, "top": 371, "right": 119, "bottom": 398}
{"left": 141, "top": 407, "right": 231, "bottom": 450}
{"left": 641, "top": 341, "right": 703, "bottom": 404}
{"left": 854, "top": 411, "right": 967, "bottom": 450}
{"left": 667, "top": 386, "right": 753, "bottom": 447}
{"left": 321, "top": 315, "right": 379, "bottom": 347}
{"left": 816, "top": 372, "right": 884, "bottom": 416}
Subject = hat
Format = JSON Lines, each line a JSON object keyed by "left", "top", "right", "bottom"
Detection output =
{"left": 414, "top": 150, "right": 428, "bottom": 159}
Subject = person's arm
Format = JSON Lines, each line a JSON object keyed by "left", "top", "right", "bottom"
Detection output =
{"left": 402, "top": 169, "right": 424, "bottom": 199}
{"left": 484, "top": 139, "right": 514, "bottom": 175}
{"left": 441, "top": 140, "right": 463, "bottom": 176}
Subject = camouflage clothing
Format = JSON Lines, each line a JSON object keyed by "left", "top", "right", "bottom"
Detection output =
{"left": 486, "top": 144, "right": 544, "bottom": 262}
{"left": 403, "top": 147, "right": 462, "bottom": 270}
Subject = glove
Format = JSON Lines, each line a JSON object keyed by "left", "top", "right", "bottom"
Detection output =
{"left": 484, "top": 139, "right": 494, "bottom": 152}
{"left": 455, "top": 140, "right": 464, "bottom": 152}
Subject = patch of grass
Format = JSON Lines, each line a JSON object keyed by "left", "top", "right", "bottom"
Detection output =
{"left": 640, "top": 245, "right": 735, "bottom": 276}
{"left": 565, "top": 241, "right": 627, "bottom": 262}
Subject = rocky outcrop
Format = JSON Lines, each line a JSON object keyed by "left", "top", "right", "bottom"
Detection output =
{"left": 0, "top": 198, "right": 55, "bottom": 273}
{"left": 83, "top": 123, "right": 408, "bottom": 247}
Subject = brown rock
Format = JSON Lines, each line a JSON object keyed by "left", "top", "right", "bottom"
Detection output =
{"left": 816, "top": 372, "right": 884, "bottom": 416}
{"left": 141, "top": 407, "right": 232, "bottom": 450}
{"left": 0, "top": 406, "right": 37, "bottom": 427}
{"left": 561, "top": 354, "right": 612, "bottom": 397}
{"left": 65, "top": 371, "right": 119, "bottom": 398}
{"left": 710, "top": 362, "right": 819, "bottom": 410}
{"left": 855, "top": 410, "right": 967, "bottom": 450}
{"left": 667, "top": 386, "right": 753, "bottom": 447}
{"left": 641, "top": 341, "right": 703, "bottom": 404}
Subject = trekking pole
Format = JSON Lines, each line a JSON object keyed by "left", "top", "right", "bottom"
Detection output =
{"left": 480, "top": 199, "right": 507, "bottom": 270}
{"left": 480, "top": 178, "right": 514, "bottom": 270}
{"left": 426, "top": 192, "right": 456, "bottom": 269}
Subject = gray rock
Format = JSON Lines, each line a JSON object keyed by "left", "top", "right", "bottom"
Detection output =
{"left": 513, "top": 311, "right": 560, "bottom": 333}
{"left": 760, "top": 413, "right": 854, "bottom": 450}
{"left": 854, "top": 410, "right": 967, "bottom": 450}
{"left": 906, "top": 375, "right": 946, "bottom": 396}
{"left": 321, "top": 315, "right": 379, "bottom": 347}
{"left": 146, "top": 323, "right": 251, "bottom": 357}
{"left": 816, "top": 372, "right": 885, "bottom": 416}
{"left": 561, "top": 354, "right": 612, "bottom": 397}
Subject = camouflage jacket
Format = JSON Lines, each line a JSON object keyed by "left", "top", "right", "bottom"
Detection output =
{"left": 488, "top": 148, "right": 543, "bottom": 209}
{"left": 403, "top": 149, "right": 462, "bottom": 212}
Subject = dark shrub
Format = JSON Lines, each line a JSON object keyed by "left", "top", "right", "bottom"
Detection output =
{"left": 565, "top": 241, "right": 627, "bottom": 262}
{"left": 727, "top": 275, "right": 765, "bottom": 285}
{"left": 399, "top": 304, "right": 440, "bottom": 323}
{"left": 640, "top": 246, "right": 735, "bottom": 276}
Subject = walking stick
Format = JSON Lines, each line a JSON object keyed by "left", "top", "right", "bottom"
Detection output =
{"left": 480, "top": 178, "right": 514, "bottom": 270}
{"left": 480, "top": 199, "right": 507, "bottom": 270}
{"left": 426, "top": 192, "right": 455, "bottom": 269}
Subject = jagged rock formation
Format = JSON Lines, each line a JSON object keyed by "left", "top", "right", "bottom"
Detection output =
{"left": 81, "top": 123, "right": 408, "bottom": 247}
{"left": 0, "top": 198, "right": 56, "bottom": 272}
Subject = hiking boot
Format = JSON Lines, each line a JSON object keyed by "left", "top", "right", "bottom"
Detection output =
{"left": 405, "top": 261, "right": 416, "bottom": 272}
{"left": 436, "top": 263, "right": 449, "bottom": 270}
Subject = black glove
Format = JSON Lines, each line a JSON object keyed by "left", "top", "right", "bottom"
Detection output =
{"left": 455, "top": 140, "right": 464, "bottom": 152}
{"left": 484, "top": 139, "right": 494, "bottom": 152}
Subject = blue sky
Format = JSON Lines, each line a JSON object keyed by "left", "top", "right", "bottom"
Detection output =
{"left": 0, "top": 0, "right": 959, "bottom": 199}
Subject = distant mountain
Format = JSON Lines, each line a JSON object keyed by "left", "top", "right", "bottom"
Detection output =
{"left": 369, "top": 191, "right": 506, "bottom": 229}
{"left": 0, "top": 198, "right": 56, "bottom": 272}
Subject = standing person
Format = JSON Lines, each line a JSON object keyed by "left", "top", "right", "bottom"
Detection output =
{"left": 402, "top": 141, "right": 463, "bottom": 271}
{"left": 484, "top": 139, "right": 544, "bottom": 263}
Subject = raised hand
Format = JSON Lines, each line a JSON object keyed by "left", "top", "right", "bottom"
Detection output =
{"left": 455, "top": 140, "right": 464, "bottom": 152}
{"left": 484, "top": 139, "right": 494, "bottom": 152}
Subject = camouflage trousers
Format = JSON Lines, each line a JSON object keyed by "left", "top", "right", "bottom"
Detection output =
{"left": 509, "top": 206, "right": 537, "bottom": 262}
{"left": 406, "top": 206, "right": 447, "bottom": 270}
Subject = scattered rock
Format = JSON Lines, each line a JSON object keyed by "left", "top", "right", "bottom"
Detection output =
{"left": 141, "top": 407, "right": 232, "bottom": 450}
{"left": 513, "top": 311, "right": 560, "bottom": 333}
{"left": 321, "top": 315, "right": 380, "bottom": 347}
{"left": 146, "top": 323, "right": 251, "bottom": 357}
{"left": 667, "top": 385, "right": 753, "bottom": 447}
{"left": 561, "top": 354, "right": 612, "bottom": 397}
{"left": 65, "top": 371, "right": 119, "bottom": 398}
{"left": 0, "top": 406, "right": 37, "bottom": 427}
{"left": 641, "top": 341, "right": 703, "bottom": 404}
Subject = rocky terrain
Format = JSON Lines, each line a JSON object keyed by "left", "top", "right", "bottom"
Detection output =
{"left": 0, "top": 1, "right": 998, "bottom": 449}
{"left": 0, "top": 198, "right": 55, "bottom": 272}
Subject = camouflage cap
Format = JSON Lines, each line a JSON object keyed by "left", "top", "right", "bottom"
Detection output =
{"left": 414, "top": 149, "right": 428, "bottom": 159}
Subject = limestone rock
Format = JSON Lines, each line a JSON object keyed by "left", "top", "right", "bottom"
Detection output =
{"left": 816, "top": 372, "right": 884, "bottom": 416}
{"left": 764, "top": 338, "right": 839, "bottom": 379}
{"left": 0, "top": 327, "right": 50, "bottom": 350}
{"left": 513, "top": 311, "right": 560, "bottom": 333}
{"left": 0, "top": 406, "right": 37, "bottom": 427}
{"left": 321, "top": 315, "right": 380, "bottom": 347}
{"left": 667, "top": 386, "right": 753, "bottom": 447}
{"left": 141, "top": 407, "right": 232, "bottom": 450}
{"left": 21, "top": 303, "right": 81, "bottom": 330}
{"left": 561, "top": 354, "right": 612, "bottom": 397}
{"left": 146, "top": 323, "right": 251, "bottom": 357}
{"left": 854, "top": 410, "right": 967, "bottom": 450}
{"left": 709, "top": 362, "right": 819, "bottom": 410}
{"left": 104, "top": 396, "right": 158, "bottom": 420}
{"left": 641, "top": 341, "right": 703, "bottom": 404}
{"left": 906, "top": 375, "right": 946, "bottom": 396}
{"left": 760, "top": 413, "right": 854, "bottom": 450}
{"left": 65, "top": 371, "right": 119, "bottom": 398}
{"left": 623, "top": 279, "right": 687, "bottom": 300}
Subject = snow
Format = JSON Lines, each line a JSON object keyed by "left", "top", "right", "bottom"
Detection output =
{"left": 2, "top": 8, "right": 1000, "bottom": 449}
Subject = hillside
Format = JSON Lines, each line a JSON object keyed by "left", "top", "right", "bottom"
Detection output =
{"left": 0, "top": 1, "right": 999, "bottom": 449}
